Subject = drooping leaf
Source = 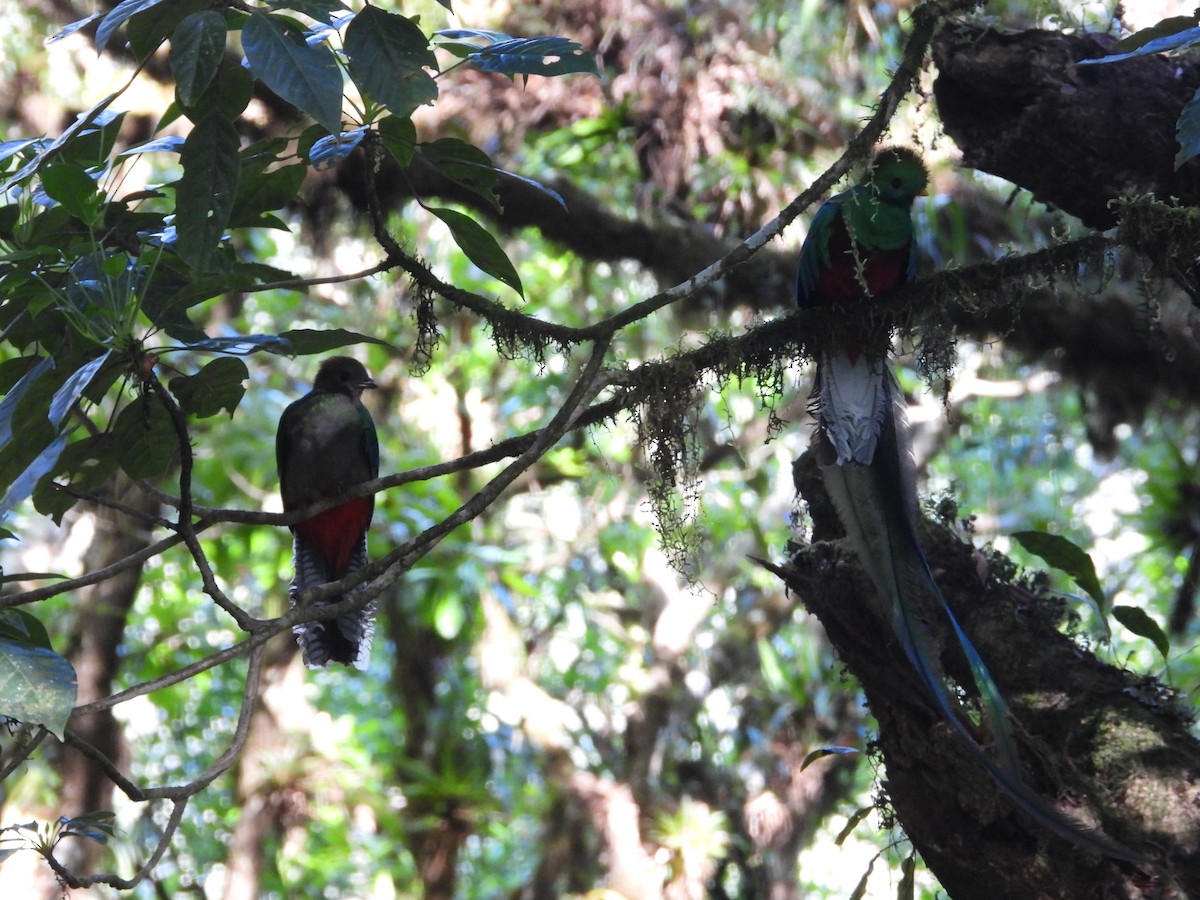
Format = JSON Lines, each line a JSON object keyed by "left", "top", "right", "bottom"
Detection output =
{"left": 1077, "top": 26, "right": 1200, "bottom": 66}
{"left": 0, "top": 352, "right": 112, "bottom": 518}
{"left": 175, "top": 113, "right": 240, "bottom": 272}
{"left": 834, "top": 805, "right": 875, "bottom": 846}
{"left": 169, "top": 357, "right": 248, "bottom": 419}
{"left": 1112, "top": 605, "right": 1170, "bottom": 660}
{"left": 242, "top": 11, "right": 343, "bottom": 134}
{"left": 47, "top": 11, "right": 103, "bottom": 44}
{"left": 799, "top": 745, "right": 860, "bottom": 772}
{"left": 95, "top": 0, "right": 173, "bottom": 53}
{"left": 419, "top": 138, "right": 500, "bottom": 211}
{"left": 279, "top": 328, "right": 399, "bottom": 355}
{"left": 171, "top": 11, "right": 228, "bottom": 107}
{"left": 0, "top": 358, "right": 54, "bottom": 451}
{"left": 0, "top": 636, "right": 77, "bottom": 741}
{"left": 1176, "top": 86, "right": 1200, "bottom": 168}
{"left": 1011, "top": 530, "right": 1107, "bottom": 610}
{"left": 0, "top": 137, "right": 46, "bottom": 169}
{"left": 428, "top": 206, "right": 523, "bottom": 297}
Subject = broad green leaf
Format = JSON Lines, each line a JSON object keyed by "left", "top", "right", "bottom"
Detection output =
{"left": 96, "top": 0, "right": 173, "bottom": 53}
{"left": 1077, "top": 26, "right": 1200, "bottom": 66}
{"left": 279, "top": 328, "right": 399, "bottom": 355}
{"left": 1112, "top": 605, "right": 1170, "bottom": 660}
{"left": 1011, "top": 530, "right": 1107, "bottom": 610}
{"left": 112, "top": 400, "right": 176, "bottom": 480}
{"left": 1176, "top": 86, "right": 1200, "bottom": 168}
{"left": 428, "top": 206, "right": 523, "bottom": 297}
{"left": 0, "top": 636, "right": 77, "bottom": 741}
{"left": 180, "top": 57, "right": 254, "bottom": 124}
{"left": 344, "top": 6, "right": 438, "bottom": 118}
{"left": 462, "top": 36, "right": 597, "bottom": 79}
{"left": 169, "top": 357, "right": 248, "bottom": 419}
{"left": 799, "top": 745, "right": 859, "bottom": 771}
{"left": 242, "top": 12, "right": 343, "bottom": 134}
{"left": 377, "top": 116, "right": 416, "bottom": 166}
{"left": 39, "top": 163, "right": 102, "bottom": 226}
{"left": 176, "top": 113, "right": 240, "bottom": 272}
{"left": 0, "top": 609, "right": 53, "bottom": 651}
{"left": 229, "top": 162, "right": 306, "bottom": 225}
{"left": 171, "top": 11, "right": 227, "bottom": 107}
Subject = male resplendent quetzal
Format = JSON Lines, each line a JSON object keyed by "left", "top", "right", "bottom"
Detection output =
{"left": 276, "top": 356, "right": 379, "bottom": 669}
{"left": 796, "top": 148, "right": 1142, "bottom": 860}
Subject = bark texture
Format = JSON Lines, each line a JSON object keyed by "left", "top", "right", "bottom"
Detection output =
{"left": 933, "top": 22, "right": 1200, "bottom": 230}
{"left": 777, "top": 451, "right": 1200, "bottom": 899}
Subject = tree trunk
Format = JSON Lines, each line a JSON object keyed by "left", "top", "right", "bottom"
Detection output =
{"left": 767, "top": 450, "right": 1200, "bottom": 899}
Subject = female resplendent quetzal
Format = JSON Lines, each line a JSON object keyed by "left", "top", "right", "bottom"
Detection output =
{"left": 796, "top": 148, "right": 1142, "bottom": 861}
{"left": 276, "top": 356, "right": 379, "bottom": 669}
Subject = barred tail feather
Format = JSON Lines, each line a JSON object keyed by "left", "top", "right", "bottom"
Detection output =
{"left": 290, "top": 533, "right": 375, "bottom": 670}
{"left": 812, "top": 350, "right": 890, "bottom": 465}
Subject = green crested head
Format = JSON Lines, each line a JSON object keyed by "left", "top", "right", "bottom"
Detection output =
{"left": 864, "top": 147, "right": 928, "bottom": 206}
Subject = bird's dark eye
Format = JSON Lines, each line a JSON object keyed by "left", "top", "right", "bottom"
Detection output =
{"left": 891, "top": 177, "right": 902, "bottom": 189}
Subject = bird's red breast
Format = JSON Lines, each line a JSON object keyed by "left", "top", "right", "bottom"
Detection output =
{"left": 295, "top": 496, "right": 374, "bottom": 575}
{"left": 811, "top": 214, "right": 912, "bottom": 304}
